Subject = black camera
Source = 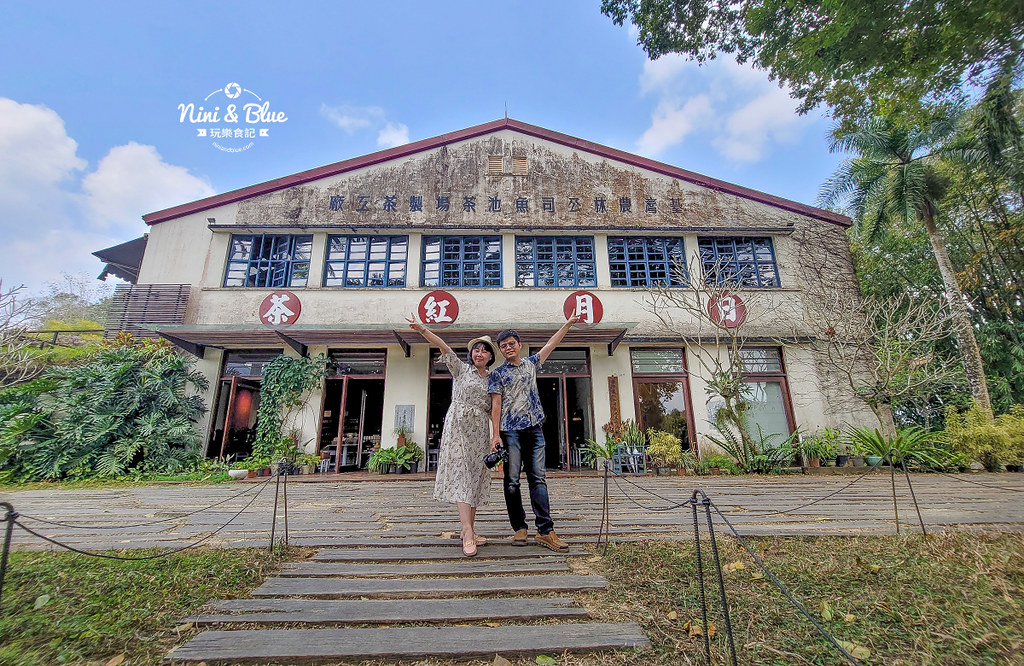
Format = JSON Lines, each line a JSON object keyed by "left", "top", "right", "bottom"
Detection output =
{"left": 484, "top": 445, "right": 508, "bottom": 469}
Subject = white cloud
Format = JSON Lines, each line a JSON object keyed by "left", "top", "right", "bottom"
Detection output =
{"left": 714, "top": 87, "right": 807, "bottom": 163}
{"left": 0, "top": 99, "right": 85, "bottom": 190}
{"left": 636, "top": 96, "right": 714, "bottom": 156}
{"left": 83, "top": 142, "right": 214, "bottom": 230}
{"left": 321, "top": 103, "right": 409, "bottom": 148}
{"left": 320, "top": 103, "right": 385, "bottom": 132}
{"left": 0, "top": 97, "right": 215, "bottom": 294}
{"left": 376, "top": 122, "right": 409, "bottom": 148}
{"left": 635, "top": 58, "right": 810, "bottom": 163}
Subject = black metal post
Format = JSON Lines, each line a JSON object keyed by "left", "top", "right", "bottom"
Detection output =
{"left": 901, "top": 459, "right": 927, "bottom": 536}
{"left": 598, "top": 461, "right": 610, "bottom": 554}
{"left": 702, "top": 496, "right": 738, "bottom": 665}
{"left": 889, "top": 452, "right": 900, "bottom": 534}
{"left": 691, "top": 492, "right": 711, "bottom": 665}
{"left": 283, "top": 467, "right": 289, "bottom": 546}
{"left": 269, "top": 471, "right": 281, "bottom": 550}
{"left": 1, "top": 502, "right": 16, "bottom": 610}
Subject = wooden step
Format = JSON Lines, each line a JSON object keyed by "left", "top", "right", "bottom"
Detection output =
{"left": 188, "top": 596, "right": 588, "bottom": 625}
{"left": 253, "top": 573, "right": 607, "bottom": 598}
{"left": 312, "top": 544, "right": 583, "bottom": 561}
{"left": 165, "top": 622, "right": 650, "bottom": 663}
{"left": 280, "top": 557, "right": 569, "bottom": 577}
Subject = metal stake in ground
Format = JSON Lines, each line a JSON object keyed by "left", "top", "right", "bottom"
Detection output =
{"left": 690, "top": 491, "right": 712, "bottom": 665}
{"left": 0, "top": 502, "right": 16, "bottom": 610}
{"left": 889, "top": 450, "right": 900, "bottom": 534}
{"left": 900, "top": 459, "right": 927, "bottom": 536}
{"left": 701, "top": 495, "right": 738, "bottom": 665}
{"left": 597, "top": 461, "right": 611, "bottom": 554}
{"left": 283, "top": 466, "right": 289, "bottom": 545}
{"left": 269, "top": 471, "right": 282, "bottom": 550}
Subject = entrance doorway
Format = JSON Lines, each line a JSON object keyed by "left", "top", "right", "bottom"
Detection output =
{"left": 318, "top": 349, "right": 387, "bottom": 472}
{"left": 210, "top": 377, "right": 261, "bottom": 461}
{"left": 535, "top": 349, "right": 594, "bottom": 471}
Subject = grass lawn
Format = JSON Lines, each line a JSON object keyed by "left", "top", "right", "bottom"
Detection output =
{"left": 583, "top": 531, "right": 1024, "bottom": 665}
{"left": 0, "top": 533, "right": 1020, "bottom": 665}
{"left": 0, "top": 546, "right": 289, "bottom": 666}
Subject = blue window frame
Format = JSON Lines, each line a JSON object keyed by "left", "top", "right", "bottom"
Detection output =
{"left": 323, "top": 235, "right": 408, "bottom": 287}
{"left": 421, "top": 235, "right": 502, "bottom": 288}
{"left": 515, "top": 236, "right": 597, "bottom": 288}
{"left": 698, "top": 236, "right": 780, "bottom": 288}
{"left": 608, "top": 237, "right": 687, "bottom": 287}
{"left": 224, "top": 234, "right": 312, "bottom": 288}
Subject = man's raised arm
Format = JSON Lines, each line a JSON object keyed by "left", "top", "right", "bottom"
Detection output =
{"left": 537, "top": 310, "right": 580, "bottom": 364}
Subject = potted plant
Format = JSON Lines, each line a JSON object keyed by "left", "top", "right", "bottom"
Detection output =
{"left": 798, "top": 434, "right": 826, "bottom": 468}
{"left": 394, "top": 424, "right": 412, "bottom": 448}
{"left": 229, "top": 461, "right": 249, "bottom": 480}
{"left": 396, "top": 442, "right": 424, "bottom": 473}
{"left": 679, "top": 451, "right": 698, "bottom": 475}
{"left": 368, "top": 447, "right": 396, "bottom": 474}
{"left": 646, "top": 429, "right": 684, "bottom": 475}
{"left": 698, "top": 452, "right": 738, "bottom": 475}
{"left": 582, "top": 435, "right": 618, "bottom": 470}
{"left": 298, "top": 453, "right": 320, "bottom": 474}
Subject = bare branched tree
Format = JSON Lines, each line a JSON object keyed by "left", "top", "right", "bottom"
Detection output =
{"left": 0, "top": 280, "right": 43, "bottom": 387}
{"left": 643, "top": 255, "right": 795, "bottom": 460}
{"left": 803, "top": 288, "right": 964, "bottom": 436}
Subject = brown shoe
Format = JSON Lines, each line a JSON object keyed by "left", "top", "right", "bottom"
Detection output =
{"left": 536, "top": 530, "right": 569, "bottom": 552}
{"left": 512, "top": 529, "right": 528, "bottom": 546}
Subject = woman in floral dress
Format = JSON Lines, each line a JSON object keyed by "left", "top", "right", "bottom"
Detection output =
{"left": 407, "top": 314, "right": 495, "bottom": 557}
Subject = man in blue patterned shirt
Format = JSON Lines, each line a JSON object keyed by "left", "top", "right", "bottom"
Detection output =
{"left": 489, "top": 311, "right": 579, "bottom": 551}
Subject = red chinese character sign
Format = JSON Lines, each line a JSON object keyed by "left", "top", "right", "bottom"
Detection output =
{"left": 419, "top": 290, "right": 459, "bottom": 327}
{"left": 564, "top": 291, "right": 603, "bottom": 324}
{"left": 707, "top": 292, "right": 746, "bottom": 329}
{"left": 259, "top": 291, "right": 301, "bottom": 327}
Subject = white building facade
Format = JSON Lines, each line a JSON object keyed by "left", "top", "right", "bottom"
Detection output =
{"left": 102, "top": 119, "right": 876, "bottom": 471}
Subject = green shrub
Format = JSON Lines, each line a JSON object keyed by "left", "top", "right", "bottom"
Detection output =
{"left": 646, "top": 429, "right": 685, "bottom": 468}
{"left": 697, "top": 451, "right": 743, "bottom": 475}
{"left": 945, "top": 404, "right": 1024, "bottom": 470}
{"left": 846, "top": 425, "right": 957, "bottom": 470}
{"left": 2, "top": 335, "right": 208, "bottom": 481}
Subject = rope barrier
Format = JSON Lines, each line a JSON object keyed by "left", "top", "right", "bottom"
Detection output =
{"left": 705, "top": 497, "right": 864, "bottom": 666}
{"left": 16, "top": 473, "right": 277, "bottom": 530}
{"left": 934, "top": 470, "right": 1024, "bottom": 492}
{"left": 8, "top": 472, "right": 278, "bottom": 562}
{"left": 595, "top": 466, "right": 867, "bottom": 665}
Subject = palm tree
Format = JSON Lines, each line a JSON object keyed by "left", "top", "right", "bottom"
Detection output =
{"left": 820, "top": 114, "right": 992, "bottom": 411}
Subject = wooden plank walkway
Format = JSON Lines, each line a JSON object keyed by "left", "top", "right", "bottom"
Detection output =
{"left": 168, "top": 528, "right": 649, "bottom": 663}
{"left": 280, "top": 557, "right": 569, "bottom": 577}
{"left": 166, "top": 623, "right": 651, "bottom": 663}
{"left": 188, "top": 596, "right": 588, "bottom": 625}
{"left": 252, "top": 573, "right": 608, "bottom": 598}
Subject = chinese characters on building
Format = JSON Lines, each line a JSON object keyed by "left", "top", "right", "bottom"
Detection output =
{"left": 327, "top": 194, "right": 686, "bottom": 214}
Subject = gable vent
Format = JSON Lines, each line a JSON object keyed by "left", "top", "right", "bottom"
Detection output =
{"left": 512, "top": 156, "right": 528, "bottom": 174}
{"left": 487, "top": 155, "right": 503, "bottom": 174}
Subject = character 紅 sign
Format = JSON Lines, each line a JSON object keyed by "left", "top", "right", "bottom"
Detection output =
{"left": 418, "top": 290, "right": 459, "bottom": 327}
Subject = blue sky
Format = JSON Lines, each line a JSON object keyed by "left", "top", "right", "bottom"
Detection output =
{"left": 0, "top": 1, "right": 842, "bottom": 295}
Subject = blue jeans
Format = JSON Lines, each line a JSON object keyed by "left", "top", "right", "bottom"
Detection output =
{"left": 501, "top": 425, "right": 554, "bottom": 535}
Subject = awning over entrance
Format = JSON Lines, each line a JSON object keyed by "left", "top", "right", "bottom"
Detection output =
{"left": 93, "top": 235, "right": 147, "bottom": 283}
{"left": 143, "top": 322, "right": 638, "bottom": 359}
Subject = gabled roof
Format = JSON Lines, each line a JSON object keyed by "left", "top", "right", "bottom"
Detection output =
{"left": 142, "top": 118, "right": 850, "bottom": 227}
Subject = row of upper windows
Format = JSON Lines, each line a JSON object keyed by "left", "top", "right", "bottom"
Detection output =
{"left": 223, "top": 234, "right": 781, "bottom": 289}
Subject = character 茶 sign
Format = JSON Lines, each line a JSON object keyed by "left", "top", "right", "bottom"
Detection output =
{"left": 260, "top": 291, "right": 301, "bottom": 327}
